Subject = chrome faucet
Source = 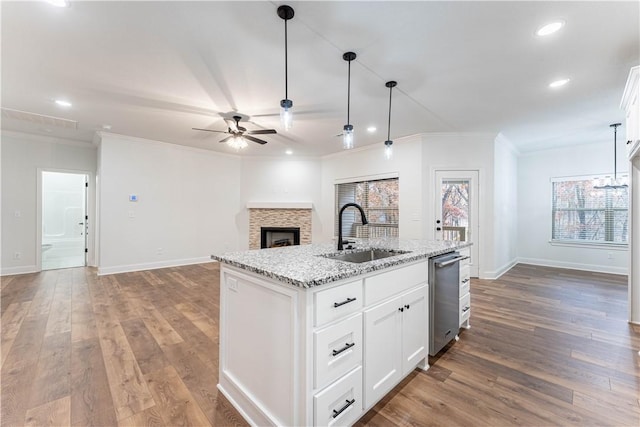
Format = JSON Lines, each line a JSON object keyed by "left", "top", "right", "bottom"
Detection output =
{"left": 338, "top": 203, "right": 369, "bottom": 250}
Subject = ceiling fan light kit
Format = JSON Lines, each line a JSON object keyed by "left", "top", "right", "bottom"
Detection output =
{"left": 278, "top": 5, "right": 295, "bottom": 131}
{"left": 384, "top": 80, "right": 397, "bottom": 160}
{"left": 192, "top": 115, "right": 276, "bottom": 150}
{"left": 594, "top": 123, "right": 628, "bottom": 190}
{"left": 342, "top": 51, "right": 357, "bottom": 150}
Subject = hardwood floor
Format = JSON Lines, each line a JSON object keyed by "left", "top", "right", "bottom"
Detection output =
{"left": 1, "top": 263, "right": 639, "bottom": 426}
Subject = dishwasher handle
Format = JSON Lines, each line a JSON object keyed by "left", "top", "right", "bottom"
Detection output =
{"left": 435, "top": 255, "right": 469, "bottom": 268}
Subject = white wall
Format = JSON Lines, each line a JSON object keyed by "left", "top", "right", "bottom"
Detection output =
{"left": 97, "top": 133, "right": 241, "bottom": 274}
{"left": 239, "top": 157, "right": 322, "bottom": 249}
{"left": 320, "top": 136, "right": 424, "bottom": 243}
{"left": 517, "top": 141, "right": 629, "bottom": 274}
{"left": 421, "top": 133, "right": 498, "bottom": 279}
{"left": 1, "top": 132, "right": 97, "bottom": 275}
{"left": 493, "top": 134, "right": 519, "bottom": 277}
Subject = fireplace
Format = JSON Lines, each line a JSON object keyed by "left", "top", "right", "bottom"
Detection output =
{"left": 261, "top": 227, "right": 300, "bottom": 249}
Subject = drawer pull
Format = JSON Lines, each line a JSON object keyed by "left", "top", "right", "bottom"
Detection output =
{"left": 462, "top": 306, "right": 470, "bottom": 313}
{"left": 332, "top": 342, "right": 355, "bottom": 356}
{"left": 334, "top": 297, "right": 356, "bottom": 308}
{"left": 332, "top": 398, "right": 356, "bottom": 418}
{"left": 461, "top": 278, "right": 470, "bottom": 284}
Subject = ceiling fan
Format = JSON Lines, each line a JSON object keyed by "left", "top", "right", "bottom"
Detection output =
{"left": 193, "top": 115, "right": 277, "bottom": 146}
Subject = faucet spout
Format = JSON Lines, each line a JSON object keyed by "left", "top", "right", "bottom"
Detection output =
{"left": 338, "top": 203, "right": 369, "bottom": 250}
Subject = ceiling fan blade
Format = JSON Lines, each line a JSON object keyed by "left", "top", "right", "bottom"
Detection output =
{"left": 247, "top": 129, "right": 277, "bottom": 135}
{"left": 192, "top": 127, "right": 227, "bottom": 133}
{"left": 243, "top": 135, "right": 268, "bottom": 145}
{"left": 218, "top": 135, "right": 233, "bottom": 143}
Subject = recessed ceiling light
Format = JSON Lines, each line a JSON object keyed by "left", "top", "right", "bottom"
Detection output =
{"left": 102, "top": 124, "right": 112, "bottom": 130}
{"left": 536, "top": 21, "right": 565, "bottom": 36}
{"left": 549, "top": 78, "right": 570, "bottom": 88}
{"left": 367, "top": 126, "right": 377, "bottom": 133}
{"left": 46, "top": 0, "right": 70, "bottom": 7}
{"left": 55, "top": 99, "right": 72, "bottom": 107}
{"left": 285, "top": 149, "right": 293, "bottom": 155}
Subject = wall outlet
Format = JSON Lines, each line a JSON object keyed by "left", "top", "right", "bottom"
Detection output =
{"left": 14, "top": 210, "right": 21, "bottom": 218}
{"left": 13, "top": 252, "right": 21, "bottom": 260}
{"left": 228, "top": 278, "right": 238, "bottom": 292}
{"left": 156, "top": 247, "right": 163, "bottom": 255}
{"left": 607, "top": 252, "right": 613, "bottom": 259}
{"left": 128, "top": 210, "right": 135, "bottom": 218}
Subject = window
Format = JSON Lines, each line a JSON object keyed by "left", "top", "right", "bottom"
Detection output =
{"left": 551, "top": 176, "right": 628, "bottom": 244}
{"left": 335, "top": 178, "right": 399, "bottom": 238}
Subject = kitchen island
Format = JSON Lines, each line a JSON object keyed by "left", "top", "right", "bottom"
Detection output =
{"left": 211, "top": 239, "right": 471, "bottom": 427}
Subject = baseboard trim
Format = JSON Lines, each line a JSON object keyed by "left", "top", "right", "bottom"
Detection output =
{"left": 1, "top": 265, "right": 38, "bottom": 276}
{"left": 516, "top": 257, "right": 628, "bottom": 276}
{"left": 482, "top": 259, "right": 518, "bottom": 280}
{"left": 97, "top": 257, "right": 214, "bottom": 276}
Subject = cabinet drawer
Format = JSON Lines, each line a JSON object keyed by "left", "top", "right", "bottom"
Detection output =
{"left": 365, "top": 261, "right": 428, "bottom": 306}
{"left": 460, "top": 265, "right": 470, "bottom": 295}
{"left": 315, "top": 280, "right": 363, "bottom": 327}
{"left": 459, "top": 292, "right": 471, "bottom": 324}
{"left": 314, "top": 313, "right": 363, "bottom": 389}
{"left": 314, "top": 366, "right": 363, "bottom": 427}
{"left": 458, "top": 247, "right": 471, "bottom": 267}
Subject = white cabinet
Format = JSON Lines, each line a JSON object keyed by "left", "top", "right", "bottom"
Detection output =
{"left": 219, "top": 259, "right": 430, "bottom": 426}
{"left": 364, "top": 285, "right": 428, "bottom": 409}
{"left": 622, "top": 66, "right": 640, "bottom": 158}
{"left": 622, "top": 66, "right": 640, "bottom": 325}
{"left": 458, "top": 247, "right": 471, "bottom": 328}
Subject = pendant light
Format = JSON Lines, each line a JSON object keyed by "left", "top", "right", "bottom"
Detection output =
{"left": 342, "top": 52, "right": 356, "bottom": 149}
{"left": 594, "top": 123, "right": 628, "bottom": 189}
{"left": 384, "top": 81, "right": 397, "bottom": 160}
{"left": 277, "top": 5, "right": 294, "bottom": 130}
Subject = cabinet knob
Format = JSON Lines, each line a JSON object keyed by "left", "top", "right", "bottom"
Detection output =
{"left": 628, "top": 140, "right": 633, "bottom": 145}
{"left": 398, "top": 307, "right": 404, "bottom": 312}
{"left": 404, "top": 304, "right": 410, "bottom": 310}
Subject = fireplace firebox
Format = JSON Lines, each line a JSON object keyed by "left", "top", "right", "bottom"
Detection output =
{"left": 260, "top": 227, "right": 300, "bottom": 249}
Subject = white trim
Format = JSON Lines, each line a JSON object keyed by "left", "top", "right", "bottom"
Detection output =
{"left": 517, "top": 257, "right": 628, "bottom": 276}
{"left": 97, "top": 131, "right": 241, "bottom": 159}
{"left": 334, "top": 172, "right": 399, "bottom": 185}
{"left": 1, "top": 265, "right": 38, "bottom": 276}
{"left": 482, "top": 258, "right": 518, "bottom": 280}
{"left": 246, "top": 202, "right": 313, "bottom": 209}
{"left": 620, "top": 66, "right": 639, "bottom": 110}
{"left": 97, "top": 256, "right": 213, "bottom": 275}
{"left": 549, "top": 240, "right": 628, "bottom": 250}
{"left": 550, "top": 173, "right": 629, "bottom": 183}
{"left": 1, "top": 130, "right": 96, "bottom": 149}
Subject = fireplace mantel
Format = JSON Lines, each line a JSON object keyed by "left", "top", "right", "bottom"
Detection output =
{"left": 246, "top": 202, "right": 313, "bottom": 209}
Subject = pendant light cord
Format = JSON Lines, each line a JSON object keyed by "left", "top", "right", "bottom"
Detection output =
{"left": 284, "top": 18, "right": 288, "bottom": 100}
{"left": 613, "top": 124, "right": 617, "bottom": 181}
{"left": 387, "top": 85, "right": 393, "bottom": 141}
{"left": 347, "top": 59, "right": 351, "bottom": 125}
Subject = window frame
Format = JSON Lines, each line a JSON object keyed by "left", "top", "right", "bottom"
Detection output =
{"left": 335, "top": 175, "right": 399, "bottom": 239}
{"left": 550, "top": 174, "right": 629, "bottom": 247}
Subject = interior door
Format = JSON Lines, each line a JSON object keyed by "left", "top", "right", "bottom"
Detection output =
{"left": 434, "top": 170, "right": 479, "bottom": 277}
{"left": 41, "top": 171, "right": 87, "bottom": 270}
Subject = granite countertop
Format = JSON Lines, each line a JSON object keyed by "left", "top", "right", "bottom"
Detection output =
{"left": 211, "top": 238, "right": 472, "bottom": 289}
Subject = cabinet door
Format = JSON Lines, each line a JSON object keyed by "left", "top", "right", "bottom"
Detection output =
{"left": 364, "top": 296, "right": 402, "bottom": 409}
{"left": 401, "top": 285, "right": 428, "bottom": 375}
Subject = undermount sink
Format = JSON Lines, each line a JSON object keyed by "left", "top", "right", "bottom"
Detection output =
{"left": 322, "top": 248, "right": 411, "bottom": 263}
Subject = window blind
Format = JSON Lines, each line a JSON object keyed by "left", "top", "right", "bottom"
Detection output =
{"left": 551, "top": 176, "right": 628, "bottom": 244}
{"left": 335, "top": 178, "right": 399, "bottom": 239}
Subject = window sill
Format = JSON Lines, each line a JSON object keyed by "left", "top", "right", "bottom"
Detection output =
{"left": 549, "top": 240, "right": 629, "bottom": 251}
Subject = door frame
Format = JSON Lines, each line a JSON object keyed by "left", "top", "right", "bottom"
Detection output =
{"left": 36, "top": 168, "right": 94, "bottom": 271}
{"left": 431, "top": 168, "right": 483, "bottom": 278}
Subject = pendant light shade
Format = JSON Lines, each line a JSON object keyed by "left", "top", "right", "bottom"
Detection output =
{"left": 278, "top": 5, "right": 294, "bottom": 130}
{"left": 384, "top": 81, "right": 397, "bottom": 160}
{"left": 342, "top": 52, "right": 356, "bottom": 149}
{"left": 594, "top": 123, "right": 628, "bottom": 189}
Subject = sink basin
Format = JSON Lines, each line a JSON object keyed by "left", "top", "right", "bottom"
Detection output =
{"left": 322, "top": 248, "right": 411, "bottom": 263}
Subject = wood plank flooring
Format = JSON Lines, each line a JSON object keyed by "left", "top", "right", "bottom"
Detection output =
{"left": 1, "top": 263, "right": 639, "bottom": 426}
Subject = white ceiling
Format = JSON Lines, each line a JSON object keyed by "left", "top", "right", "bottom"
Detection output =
{"left": 1, "top": 1, "right": 638, "bottom": 156}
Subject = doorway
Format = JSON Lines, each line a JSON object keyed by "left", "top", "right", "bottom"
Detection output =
{"left": 41, "top": 171, "right": 87, "bottom": 270}
{"left": 434, "top": 170, "right": 479, "bottom": 277}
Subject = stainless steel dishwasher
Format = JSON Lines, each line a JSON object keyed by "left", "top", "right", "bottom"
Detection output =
{"left": 429, "top": 251, "right": 467, "bottom": 356}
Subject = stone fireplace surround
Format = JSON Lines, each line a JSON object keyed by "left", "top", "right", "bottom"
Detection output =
{"left": 248, "top": 202, "right": 312, "bottom": 250}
